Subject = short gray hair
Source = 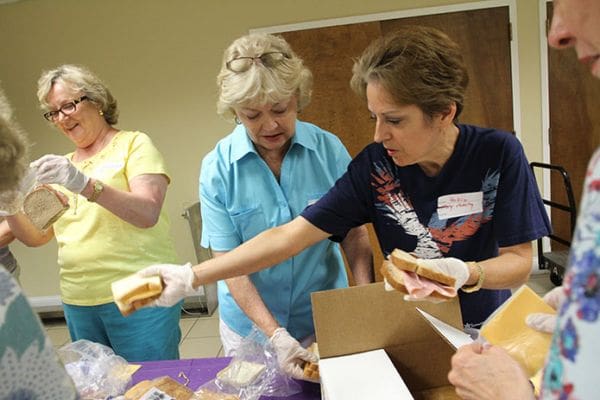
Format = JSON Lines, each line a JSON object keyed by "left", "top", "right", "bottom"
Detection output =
{"left": 0, "top": 85, "right": 28, "bottom": 193}
{"left": 216, "top": 33, "right": 312, "bottom": 121}
{"left": 37, "top": 64, "right": 119, "bottom": 125}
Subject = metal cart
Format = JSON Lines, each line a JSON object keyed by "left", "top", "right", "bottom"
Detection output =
{"left": 530, "top": 162, "right": 577, "bottom": 286}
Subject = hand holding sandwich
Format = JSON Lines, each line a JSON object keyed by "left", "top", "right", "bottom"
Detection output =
{"left": 30, "top": 154, "right": 89, "bottom": 194}
{"left": 270, "top": 327, "right": 318, "bottom": 381}
{"left": 525, "top": 286, "right": 565, "bottom": 333}
{"left": 382, "top": 249, "right": 471, "bottom": 302}
{"left": 135, "top": 262, "right": 197, "bottom": 307}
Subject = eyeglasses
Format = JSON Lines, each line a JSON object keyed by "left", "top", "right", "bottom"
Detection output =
{"left": 43, "top": 96, "right": 89, "bottom": 122}
{"left": 226, "top": 52, "right": 289, "bottom": 73}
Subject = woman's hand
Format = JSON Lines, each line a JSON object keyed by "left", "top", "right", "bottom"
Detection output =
{"left": 134, "top": 263, "right": 198, "bottom": 307}
{"left": 30, "top": 154, "right": 89, "bottom": 193}
{"left": 448, "top": 342, "right": 535, "bottom": 400}
{"left": 526, "top": 286, "right": 565, "bottom": 333}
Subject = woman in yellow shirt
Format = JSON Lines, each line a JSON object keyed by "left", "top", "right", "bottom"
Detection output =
{"left": 6, "top": 64, "right": 181, "bottom": 362}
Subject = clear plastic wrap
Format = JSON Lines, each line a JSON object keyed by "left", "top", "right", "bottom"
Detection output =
{"left": 57, "top": 339, "right": 132, "bottom": 400}
{"left": 195, "top": 326, "right": 301, "bottom": 400}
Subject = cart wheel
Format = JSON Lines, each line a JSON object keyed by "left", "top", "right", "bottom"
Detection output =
{"left": 550, "top": 271, "right": 563, "bottom": 286}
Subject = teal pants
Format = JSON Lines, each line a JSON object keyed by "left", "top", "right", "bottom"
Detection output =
{"left": 62, "top": 301, "right": 182, "bottom": 362}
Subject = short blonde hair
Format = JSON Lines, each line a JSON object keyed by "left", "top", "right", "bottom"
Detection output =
{"left": 0, "top": 85, "right": 28, "bottom": 193}
{"left": 37, "top": 64, "right": 119, "bottom": 125}
{"left": 216, "top": 33, "right": 312, "bottom": 120}
{"left": 351, "top": 26, "right": 469, "bottom": 120}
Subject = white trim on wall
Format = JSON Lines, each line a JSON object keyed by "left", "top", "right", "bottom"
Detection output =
{"left": 539, "top": 0, "right": 552, "bottom": 254}
{"left": 251, "top": 0, "right": 522, "bottom": 140}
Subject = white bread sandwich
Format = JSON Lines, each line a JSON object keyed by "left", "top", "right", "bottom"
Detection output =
{"left": 381, "top": 249, "right": 457, "bottom": 301}
{"left": 111, "top": 274, "right": 163, "bottom": 317}
{"left": 22, "top": 185, "right": 69, "bottom": 230}
{"left": 216, "top": 360, "right": 266, "bottom": 388}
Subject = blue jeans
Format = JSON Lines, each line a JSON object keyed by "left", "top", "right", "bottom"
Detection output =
{"left": 63, "top": 301, "right": 182, "bottom": 362}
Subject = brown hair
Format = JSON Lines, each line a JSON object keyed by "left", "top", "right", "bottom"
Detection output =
{"left": 0, "top": 85, "right": 28, "bottom": 193}
{"left": 350, "top": 26, "right": 469, "bottom": 120}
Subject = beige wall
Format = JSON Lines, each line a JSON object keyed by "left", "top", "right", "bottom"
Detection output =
{"left": 0, "top": 0, "right": 544, "bottom": 297}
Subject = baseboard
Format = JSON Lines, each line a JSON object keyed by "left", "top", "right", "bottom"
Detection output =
{"left": 29, "top": 295, "right": 63, "bottom": 313}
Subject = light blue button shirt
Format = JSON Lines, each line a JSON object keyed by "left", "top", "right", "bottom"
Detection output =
{"left": 200, "top": 120, "right": 351, "bottom": 339}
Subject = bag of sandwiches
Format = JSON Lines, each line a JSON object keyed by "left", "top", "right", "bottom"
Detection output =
{"left": 195, "top": 326, "right": 301, "bottom": 400}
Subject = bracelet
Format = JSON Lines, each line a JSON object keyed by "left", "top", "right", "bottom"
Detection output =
{"left": 462, "top": 261, "right": 485, "bottom": 293}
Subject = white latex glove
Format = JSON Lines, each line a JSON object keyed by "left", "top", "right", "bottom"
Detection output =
{"left": 270, "top": 328, "right": 318, "bottom": 381}
{"left": 400, "top": 257, "right": 470, "bottom": 302}
{"left": 30, "top": 154, "right": 89, "bottom": 194}
{"left": 136, "top": 262, "right": 198, "bottom": 307}
{"left": 525, "top": 286, "right": 565, "bottom": 334}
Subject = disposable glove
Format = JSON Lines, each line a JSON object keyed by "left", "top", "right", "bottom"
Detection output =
{"left": 136, "top": 262, "right": 198, "bottom": 307}
{"left": 270, "top": 327, "right": 318, "bottom": 381}
{"left": 403, "top": 257, "right": 470, "bottom": 302}
{"left": 30, "top": 154, "right": 89, "bottom": 194}
{"left": 525, "top": 286, "right": 565, "bottom": 334}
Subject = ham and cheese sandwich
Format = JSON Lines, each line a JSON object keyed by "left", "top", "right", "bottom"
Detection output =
{"left": 381, "top": 249, "right": 457, "bottom": 300}
{"left": 111, "top": 274, "right": 163, "bottom": 316}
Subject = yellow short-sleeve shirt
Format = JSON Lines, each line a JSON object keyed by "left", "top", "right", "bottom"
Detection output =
{"left": 53, "top": 131, "right": 178, "bottom": 305}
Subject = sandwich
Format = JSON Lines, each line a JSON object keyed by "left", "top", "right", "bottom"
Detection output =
{"left": 216, "top": 360, "right": 266, "bottom": 388}
{"left": 111, "top": 274, "right": 163, "bottom": 317}
{"left": 380, "top": 249, "right": 457, "bottom": 301}
{"left": 303, "top": 342, "right": 320, "bottom": 381}
{"left": 124, "top": 376, "right": 195, "bottom": 400}
{"left": 22, "top": 185, "right": 69, "bottom": 230}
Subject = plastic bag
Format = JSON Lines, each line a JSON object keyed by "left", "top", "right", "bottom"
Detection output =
{"left": 195, "top": 326, "right": 301, "bottom": 400}
{"left": 57, "top": 339, "right": 132, "bottom": 400}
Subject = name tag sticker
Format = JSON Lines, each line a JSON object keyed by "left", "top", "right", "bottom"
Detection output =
{"left": 437, "top": 191, "right": 483, "bottom": 220}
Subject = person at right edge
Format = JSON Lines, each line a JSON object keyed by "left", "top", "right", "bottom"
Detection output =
{"left": 448, "top": 0, "right": 600, "bottom": 398}
{"left": 137, "top": 26, "right": 551, "bottom": 380}
{"left": 201, "top": 33, "right": 373, "bottom": 380}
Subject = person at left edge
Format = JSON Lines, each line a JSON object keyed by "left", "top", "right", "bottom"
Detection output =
{"left": 5, "top": 64, "right": 182, "bottom": 362}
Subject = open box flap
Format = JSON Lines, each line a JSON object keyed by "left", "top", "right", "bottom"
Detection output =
{"left": 311, "top": 282, "right": 463, "bottom": 393}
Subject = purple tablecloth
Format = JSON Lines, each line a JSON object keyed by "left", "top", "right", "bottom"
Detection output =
{"left": 131, "top": 357, "right": 321, "bottom": 399}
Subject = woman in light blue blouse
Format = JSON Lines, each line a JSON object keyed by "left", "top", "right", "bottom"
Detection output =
{"left": 199, "top": 33, "right": 373, "bottom": 380}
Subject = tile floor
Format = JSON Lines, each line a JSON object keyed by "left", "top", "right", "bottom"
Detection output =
{"left": 42, "top": 271, "right": 558, "bottom": 356}
{"left": 43, "top": 306, "right": 224, "bottom": 358}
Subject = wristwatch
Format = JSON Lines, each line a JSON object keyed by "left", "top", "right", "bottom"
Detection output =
{"left": 88, "top": 180, "right": 104, "bottom": 202}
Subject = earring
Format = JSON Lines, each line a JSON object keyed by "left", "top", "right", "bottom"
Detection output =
{"left": 234, "top": 116, "right": 241, "bottom": 125}
{"left": 99, "top": 110, "right": 104, "bottom": 116}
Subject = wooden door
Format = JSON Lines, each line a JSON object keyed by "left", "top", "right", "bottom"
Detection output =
{"left": 547, "top": 2, "right": 600, "bottom": 248}
{"left": 280, "top": 7, "right": 513, "bottom": 282}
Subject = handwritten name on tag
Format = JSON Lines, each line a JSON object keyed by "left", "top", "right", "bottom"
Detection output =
{"left": 437, "top": 192, "right": 483, "bottom": 220}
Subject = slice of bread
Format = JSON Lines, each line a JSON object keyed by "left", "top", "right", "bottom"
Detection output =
{"left": 216, "top": 360, "right": 266, "bottom": 388}
{"left": 22, "top": 185, "right": 69, "bottom": 230}
{"left": 389, "top": 249, "right": 456, "bottom": 287}
{"left": 380, "top": 259, "right": 451, "bottom": 301}
{"left": 111, "top": 274, "right": 163, "bottom": 316}
{"left": 303, "top": 342, "right": 320, "bottom": 381}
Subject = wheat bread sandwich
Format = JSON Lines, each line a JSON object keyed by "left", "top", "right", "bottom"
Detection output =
{"left": 303, "top": 342, "right": 320, "bottom": 381}
{"left": 22, "top": 185, "right": 69, "bottom": 230}
{"left": 124, "top": 376, "right": 195, "bottom": 400}
{"left": 111, "top": 274, "right": 163, "bottom": 317}
{"left": 381, "top": 249, "right": 458, "bottom": 300}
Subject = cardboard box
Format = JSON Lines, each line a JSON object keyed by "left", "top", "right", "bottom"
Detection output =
{"left": 312, "top": 282, "right": 463, "bottom": 399}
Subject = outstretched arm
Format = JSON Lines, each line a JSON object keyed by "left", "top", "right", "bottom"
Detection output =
{"left": 340, "top": 225, "right": 374, "bottom": 285}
